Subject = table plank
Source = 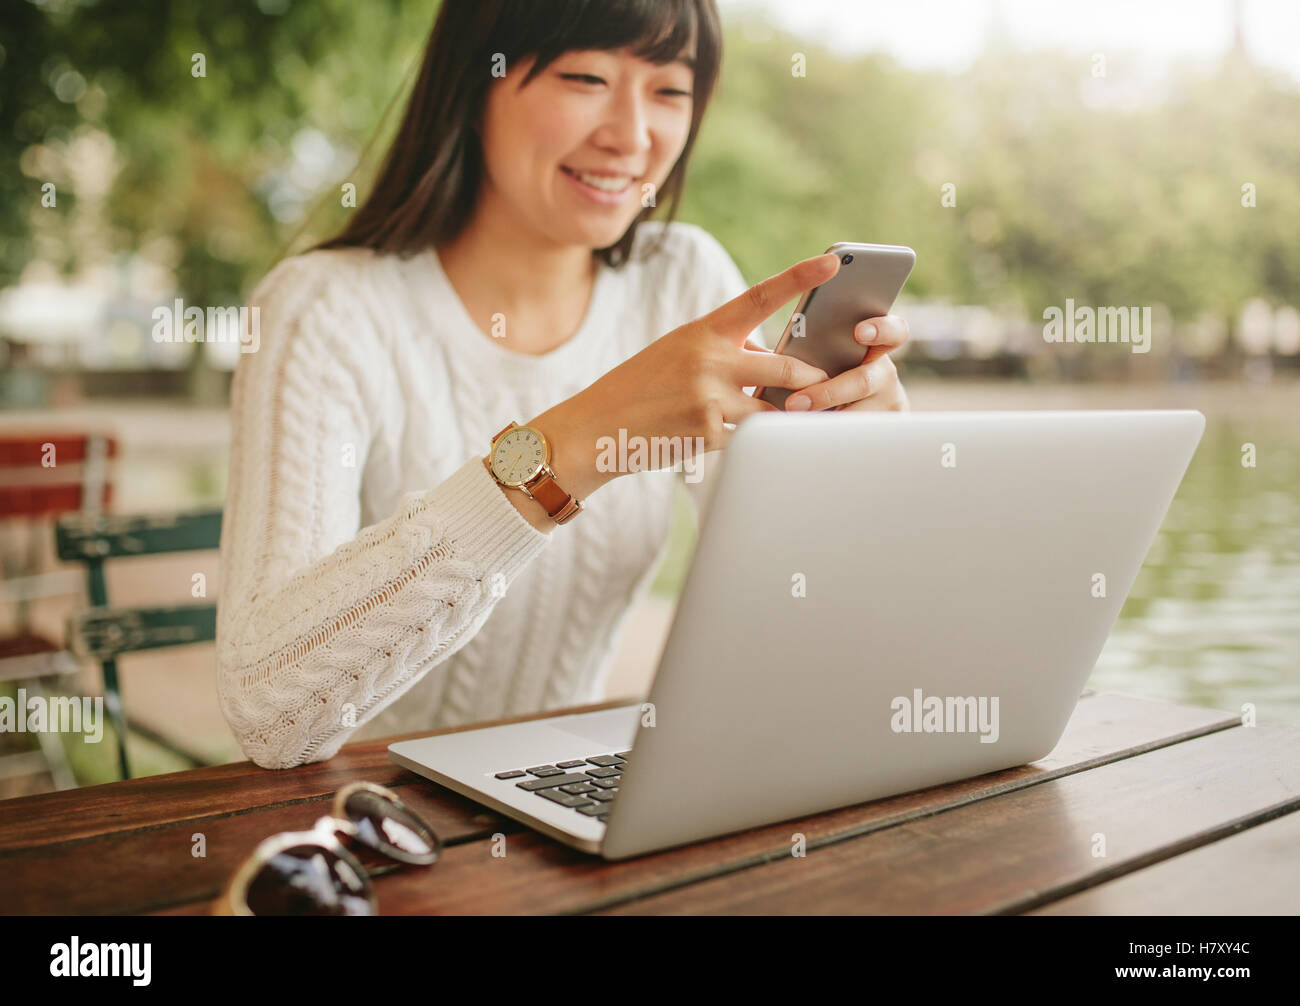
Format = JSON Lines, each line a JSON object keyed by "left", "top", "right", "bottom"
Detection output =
{"left": 0, "top": 783, "right": 520, "bottom": 915}
{"left": 594, "top": 723, "right": 1300, "bottom": 915}
{"left": 1030, "top": 807, "right": 1300, "bottom": 915}
{"left": 0, "top": 697, "right": 636, "bottom": 854}
{"left": 0, "top": 692, "right": 1246, "bottom": 915}
{"left": 353, "top": 693, "right": 1237, "bottom": 915}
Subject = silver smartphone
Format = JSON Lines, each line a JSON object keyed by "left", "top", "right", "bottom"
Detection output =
{"left": 752, "top": 242, "right": 916, "bottom": 410}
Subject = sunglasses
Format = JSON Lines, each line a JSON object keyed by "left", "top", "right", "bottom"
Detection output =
{"left": 219, "top": 781, "right": 442, "bottom": 916}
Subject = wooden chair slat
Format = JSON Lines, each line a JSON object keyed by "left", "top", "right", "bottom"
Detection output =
{"left": 55, "top": 509, "right": 222, "bottom": 561}
{"left": 70, "top": 604, "right": 217, "bottom": 659}
{"left": 0, "top": 434, "right": 119, "bottom": 467}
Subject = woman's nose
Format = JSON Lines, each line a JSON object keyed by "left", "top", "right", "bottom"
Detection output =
{"left": 599, "top": 86, "right": 653, "bottom": 157}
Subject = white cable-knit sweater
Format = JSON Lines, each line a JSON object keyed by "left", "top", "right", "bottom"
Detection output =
{"left": 217, "top": 221, "right": 762, "bottom": 768}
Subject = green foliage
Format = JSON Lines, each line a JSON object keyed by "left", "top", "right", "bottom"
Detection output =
{"left": 687, "top": 32, "right": 1300, "bottom": 326}
{"left": 3, "top": 2, "right": 1297, "bottom": 334}
{"left": 2, "top": 0, "right": 439, "bottom": 306}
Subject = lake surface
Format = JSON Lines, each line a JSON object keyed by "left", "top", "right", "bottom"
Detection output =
{"left": 1086, "top": 403, "right": 1300, "bottom": 724}
{"left": 874, "top": 380, "right": 1300, "bottom": 724}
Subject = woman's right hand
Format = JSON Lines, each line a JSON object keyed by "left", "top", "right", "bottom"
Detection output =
{"left": 531, "top": 252, "right": 842, "bottom": 497}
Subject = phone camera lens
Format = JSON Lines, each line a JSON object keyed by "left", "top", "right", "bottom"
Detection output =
{"left": 841, "top": 253, "right": 854, "bottom": 265}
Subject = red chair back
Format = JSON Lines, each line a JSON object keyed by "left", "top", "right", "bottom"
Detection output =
{"left": 0, "top": 434, "right": 117, "bottom": 517}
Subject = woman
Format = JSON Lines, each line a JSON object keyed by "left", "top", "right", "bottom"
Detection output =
{"left": 217, "top": 0, "right": 910, "bottom": 769}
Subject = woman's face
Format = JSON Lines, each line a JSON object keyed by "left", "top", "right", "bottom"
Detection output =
{"left": 478, "top": 43, "right": 697, "bottom": 251}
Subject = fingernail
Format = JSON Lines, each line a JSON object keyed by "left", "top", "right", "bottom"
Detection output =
{"left": 856, "top": 323, "right": 877, "bottom": 344}
{"left": 786, "top": 395, "right": 811, "bottom": 411}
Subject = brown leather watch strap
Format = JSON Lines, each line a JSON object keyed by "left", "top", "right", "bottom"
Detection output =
{"left": 529, "top": 471, "right": 583, "bottom": 525}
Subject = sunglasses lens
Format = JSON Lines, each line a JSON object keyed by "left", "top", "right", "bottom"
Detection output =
{"left": 343, "top": 789, "right": 441, "bottom": 864}
{"left": 243, "top": 844, "right": 374, "bottom": 916}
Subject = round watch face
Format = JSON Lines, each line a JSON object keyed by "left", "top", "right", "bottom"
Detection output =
{"left": 490, "top": 427, "right": 546, "bottom": 486}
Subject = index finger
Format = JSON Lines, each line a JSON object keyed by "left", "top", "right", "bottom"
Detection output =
{"left": 708, "top": 253, "right": 841, "bottom": 344}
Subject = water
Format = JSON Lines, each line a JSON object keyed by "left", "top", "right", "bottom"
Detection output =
{"left": 902, "top": 380, "right": 1300, "bottom": 724}
{"left": 1088, "top": 411, "right": 1300, "bottom": 723}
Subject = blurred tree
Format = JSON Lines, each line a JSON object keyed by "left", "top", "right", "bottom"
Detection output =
{"left": 3, "top": 0, "right": 1298, "bottom": 371}
{"left": 1, "top": 0, "right": 438, "bottom": 395}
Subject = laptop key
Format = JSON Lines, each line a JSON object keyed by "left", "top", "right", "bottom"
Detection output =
{"left": 586, "top": 766, "right": 620, "bottom": 778}
{"left": 516, "top": 773, "right": 592, "bottom": 791}
{"left": 538, "top": 790, "right": 596, "bottom": 808}
{"left": 591, "top": 778, "right": 619, "bottom": 789}
{"left": 494, "top": 770, "right": 526, "bottom": 780}
{"left": 556, "top": 760, "right": 587, "bottom": 769}
{"left": 586, "top": 755, "right": 623, "bottom": 767}
{"left": 560, "top": 782, "right": 597, "bottom": 794}
{"left": 615, "top": 751, "right": 632, "bottom": 758}
{"left": 576, "top": 804, "right": 608, "bottom": 817}
{"left": 525, "top": 765, "right": 563, "bottom": 776}
{"left": 588, "top": 790, "right": 616, "bottom": 802}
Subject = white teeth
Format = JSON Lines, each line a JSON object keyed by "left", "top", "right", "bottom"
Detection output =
{"left": 567, "top": 168, "right": 631, "bottom": 193}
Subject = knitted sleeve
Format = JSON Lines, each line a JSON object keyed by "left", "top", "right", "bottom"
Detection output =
{"left": 216, "top": 253, "right": 552, "bottom": 769}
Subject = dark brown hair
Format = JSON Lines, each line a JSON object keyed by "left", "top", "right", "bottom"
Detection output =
{"left": 314, "top": 0, "right": 723, "bottom": 268}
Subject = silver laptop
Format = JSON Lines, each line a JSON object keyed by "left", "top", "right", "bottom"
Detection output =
{"left": 389, "top": 409, "right": 1205, "bottom": 860}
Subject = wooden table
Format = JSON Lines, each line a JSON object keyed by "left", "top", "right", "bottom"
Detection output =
{"left": 2, "top": 690, "right": 1298, "bottom": 915}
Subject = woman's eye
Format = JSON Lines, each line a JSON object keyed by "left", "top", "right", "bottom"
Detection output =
{"left": 561, "top": 73, "right": 691, "bottom": 98}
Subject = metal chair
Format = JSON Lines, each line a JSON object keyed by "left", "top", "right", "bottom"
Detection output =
{"left": 55, "top": 508, "right": 223, "bottom": 780}
{"left": 0, "top": 433, "right": 115, "bottom": 790}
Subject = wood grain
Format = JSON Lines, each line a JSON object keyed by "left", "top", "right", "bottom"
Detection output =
{"left": 594, "top": 723, "right": 1300, "bottom": 915}
{"left": 1030, "top": 807, "right": 1300, "bottom": 915}
{"left": 0, "top": 691, "right": 1262, "bottom": 916}
{"left": 1, "top": 783, "right": 520, "bottom": 914}
{"left": 0, "top": 696, "right": 638, "bottom": 854}
{"left": 358, "top": 693, "right": 1238, "bottom": 915}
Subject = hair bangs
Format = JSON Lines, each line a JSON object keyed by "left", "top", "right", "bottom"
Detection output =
{"left": 513, "top": 0, "right": 703, "bottom": 85}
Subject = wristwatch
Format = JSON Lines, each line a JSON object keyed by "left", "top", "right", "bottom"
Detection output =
{"left": 483, "top": 421, "right": 584, "bottom": 525}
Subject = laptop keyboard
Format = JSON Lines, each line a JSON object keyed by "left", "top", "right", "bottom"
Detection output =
{"left": 494, "top": 751, "right": 631, "bottom": 823}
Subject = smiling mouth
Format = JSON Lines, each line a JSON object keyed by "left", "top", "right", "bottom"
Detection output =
{"left": 560, "top": 166, "right": 635, "bottom": 193}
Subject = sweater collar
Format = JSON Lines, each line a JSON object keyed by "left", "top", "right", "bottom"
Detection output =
{"left": 423, "top": 245, "right": 613, "bottom": 376}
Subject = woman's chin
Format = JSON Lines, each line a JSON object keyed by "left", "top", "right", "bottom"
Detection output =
{"left": 562, "top": 219, "right": 636, "bottom": 251}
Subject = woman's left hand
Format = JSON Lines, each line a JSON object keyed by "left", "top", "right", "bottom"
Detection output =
{"left": 782, "top": 314, "right": 911, "bottom": 412}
